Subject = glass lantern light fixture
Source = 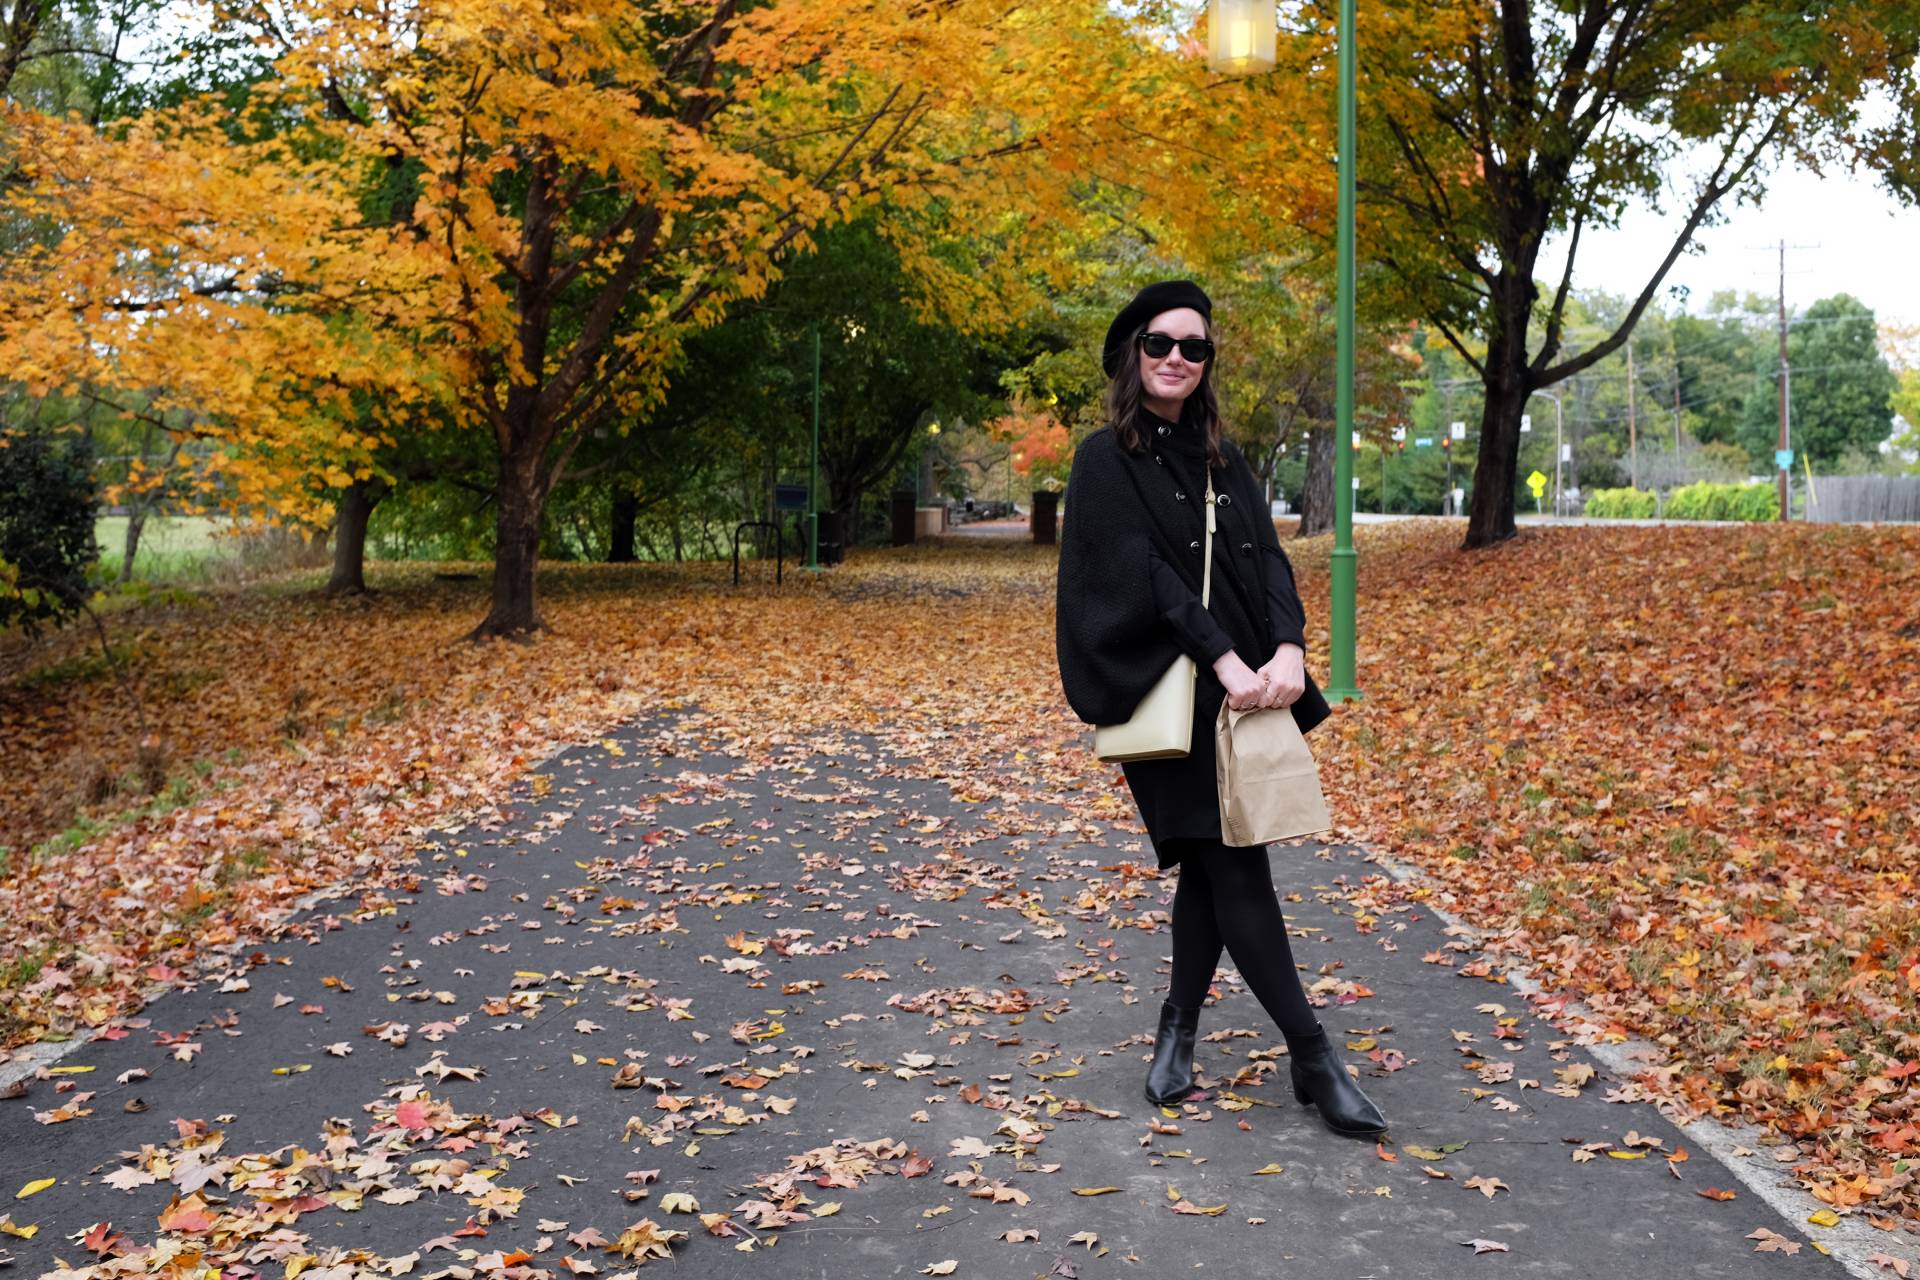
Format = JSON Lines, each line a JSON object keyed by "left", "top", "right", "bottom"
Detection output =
{"left": 1207, "top": 0, "right": 1275, "bottom": 75}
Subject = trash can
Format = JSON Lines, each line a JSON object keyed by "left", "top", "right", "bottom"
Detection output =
{"left": 817, "top": 510, "right": 846, "bottom": 566}
{"left": 1030, "top": 490, "right": 1060, "bottom": 545}
{"left": 891, "top": 490, "right": 917, "bottom": 546}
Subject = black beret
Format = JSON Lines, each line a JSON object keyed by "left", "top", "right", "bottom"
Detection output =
{"left": 1101, "top": 279, "right": 1213, "bottom": 379}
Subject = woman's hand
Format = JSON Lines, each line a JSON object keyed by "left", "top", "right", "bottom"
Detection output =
{"left": 1213, "top": 650, "right": 1268, "bottom": 711}
{"left": 1254, "top": 644, "right": 1305, "bottom": 709}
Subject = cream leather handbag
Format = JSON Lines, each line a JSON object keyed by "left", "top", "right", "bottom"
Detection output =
{"left": 1092, "top": 477, "right": 1214, "bottom": 763}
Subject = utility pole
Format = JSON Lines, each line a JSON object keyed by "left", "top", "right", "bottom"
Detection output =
{"left": 1747, "top": 238, "right": 1817, "bottom": 520}
{"left": 1530, "top": 390, "right": 1563, "bottom": 518}
{"left": 1626, "top": 339, "right": 1638, "bottom": 489}
{"left": 1776, "top": 239, "right": 1791, "bottom": 521}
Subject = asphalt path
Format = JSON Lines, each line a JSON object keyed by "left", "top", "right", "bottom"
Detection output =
{"left": 1, "top": 710, "right": 1847, "bottom": 1277}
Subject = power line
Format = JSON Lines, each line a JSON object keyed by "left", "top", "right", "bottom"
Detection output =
{"left": 1420, "top": 319, "right": 1888, "bottom": 389}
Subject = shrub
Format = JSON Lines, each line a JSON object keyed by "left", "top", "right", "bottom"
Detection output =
{"left": 1665, "top": 482, "right": 1778, "bottom": 522}
{"left": 1584, "top": 487, "right": 1658, "bottom": 519}
{"left": 0, "top": 428, "right": 99, "bottom": 633}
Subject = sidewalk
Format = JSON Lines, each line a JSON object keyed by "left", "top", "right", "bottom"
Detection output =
{"left": 0, "top": 710, "right": 1866, "bottom": 1277}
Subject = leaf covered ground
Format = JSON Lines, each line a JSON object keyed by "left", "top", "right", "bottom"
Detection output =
{"left": 1, "top": 519, "right": 1916, "bottom": 1228}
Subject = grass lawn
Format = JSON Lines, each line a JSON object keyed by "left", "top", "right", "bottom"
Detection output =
{"left": 93, "top": 514, "right": 237, "bottom": 581}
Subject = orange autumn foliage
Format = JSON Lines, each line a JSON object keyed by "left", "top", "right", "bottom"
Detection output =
{"left": 0, "top": 0, "right": 1341, "bottom": 630}
{"left": 988, "top": 403, "right": 1072, "bottom": 484}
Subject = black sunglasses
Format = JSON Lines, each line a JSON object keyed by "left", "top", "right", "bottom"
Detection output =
{"left": 1139, "top": 331, "right": 1214, "bottom": 363}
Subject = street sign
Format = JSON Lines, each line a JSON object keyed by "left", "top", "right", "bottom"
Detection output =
{"left": 1775, "top": 448, "right": 1794, "bottom": 470}
{"left": 1526, "top": 469, "right": 1548, "bottom": 494}
{"left": 1521, "top": 414, "right": 1532, "bottom": 433}
{"left": 1560, "top": 443, "right": 1572, "bottom": 462}
{"left": 1415, "top": 437, "right": 1432, "bottom": 447}
{"left": 1450, "top": 421, "right": 1466, "bottom": 440}
{"left": 1392, "top": 426, "right": 1405, "bottom": 442}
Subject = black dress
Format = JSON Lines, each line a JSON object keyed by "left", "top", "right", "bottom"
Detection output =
{"left": 1117, "top": 412, "right": 1317, "bottom": 869}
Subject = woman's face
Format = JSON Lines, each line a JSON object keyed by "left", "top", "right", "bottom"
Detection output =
{"left": 1136, "top": 307, "right": 1209, "bottom": 404}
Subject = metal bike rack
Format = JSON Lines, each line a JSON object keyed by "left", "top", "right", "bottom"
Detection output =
{"left": 732, "top": 520, "right": 783, "bottom": 586}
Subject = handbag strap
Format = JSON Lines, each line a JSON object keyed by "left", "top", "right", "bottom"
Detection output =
{"left": 1202, "top": 473, "right": 1215, "bottom": 608}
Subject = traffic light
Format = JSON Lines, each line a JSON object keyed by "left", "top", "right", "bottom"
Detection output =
{"left": 1441, "top": 436, "right": 1450, "bottom": 451}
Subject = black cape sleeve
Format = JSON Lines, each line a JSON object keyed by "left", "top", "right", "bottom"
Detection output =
{"left": 1149, "top": 546, "right": 1236, "bottom": 666}
{"left": 1054, "top": 431, "right": 1187, "bottom": 726}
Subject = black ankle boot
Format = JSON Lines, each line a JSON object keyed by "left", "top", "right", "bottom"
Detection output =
{"left": 1144, "top": 999, "right": 1202, "bottom": 1106}
{"left": 1287, "top": 1024, "right": 1388, "bottom": 1138}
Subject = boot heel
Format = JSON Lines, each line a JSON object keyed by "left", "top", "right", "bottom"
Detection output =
{"left": 1144, "top": 1000, "right": 1203, "bottom": 1110}
{"left": 1287, "top": 1030, "right": 1389, "bottom": 1138}
{"left": 1292, "top": 1082, "right": 1312, "bottom": 1105}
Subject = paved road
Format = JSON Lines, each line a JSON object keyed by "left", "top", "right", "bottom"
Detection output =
{"left": 1, "top": 711, "right": 1849, "bottom": 1277}
{"left": 946, "top": 510, "right": 1844, "bottom": 536}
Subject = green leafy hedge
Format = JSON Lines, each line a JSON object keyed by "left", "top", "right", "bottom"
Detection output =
{"left": 1582, "top": 483, "right": 1778, "bottom": 521}
{"left": 0, "top": 428, "right": 99, "bottom": 634}
{"left": 1664, "top": 482, "right": 1778, "bottom": 522}
{"left": 1583, "top": 487, "right": 1658, "bottom": 519}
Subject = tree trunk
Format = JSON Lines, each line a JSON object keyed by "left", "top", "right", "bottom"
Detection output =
{"left": 120, "top": 508, "right": 147, "bottom": 584}
{"left": 608, "top": 488, "right": 638, "bottom": 562}
{"left": 471, "top": 456, "right": 547, "bottom": 638}
{"left": 325, "top": 478, "right": 385, "bottom": 595}
{"left": 1296, "top": 426, "right": 1334, "bottom": 538}
{"left": 1464, "top": 313, "right": 1531, "bottom": 547}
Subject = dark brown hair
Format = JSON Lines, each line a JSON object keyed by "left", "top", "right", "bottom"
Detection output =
{"left": 1104, "top": 317, "right": 1226, "bottom": 472}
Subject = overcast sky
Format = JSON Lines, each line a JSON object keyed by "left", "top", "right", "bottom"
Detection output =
{"left": 1533, "top": 155, "right": 1918, "bottom": 337}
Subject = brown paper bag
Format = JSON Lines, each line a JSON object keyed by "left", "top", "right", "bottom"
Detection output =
{"left": 1214, "top": 702, "right": 1332, "bottom": 847}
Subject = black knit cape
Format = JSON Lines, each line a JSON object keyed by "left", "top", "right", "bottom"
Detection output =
{"left": 1055, "top": 422, "right": 1331, "bottom": 863}
{"left": 1055, "top": 424, "right": 1330, "bottom": 728}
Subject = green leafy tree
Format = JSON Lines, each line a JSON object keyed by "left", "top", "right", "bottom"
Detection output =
{"left": 764, "top": 218, "right": 1017, "bottom": 545}
{"left": 1670, "top": 292, "right": 1770, "bottom": 449}
{"left": 1269, "top": 0, "right": 1920, "bottom": 547}
{"left": 1890, "top": 367, "right": 1920, "bottom": 474}
{"left": 1739, "top": 294, "right": 1897, "bottom": 470}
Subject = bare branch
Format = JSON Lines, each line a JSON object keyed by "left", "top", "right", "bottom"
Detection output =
{"left": 1537, "top": 96, "right": 1797, "bottom": 385}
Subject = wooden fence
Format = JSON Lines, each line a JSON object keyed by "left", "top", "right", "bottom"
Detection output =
{"left": 1806, "top": 475, "right": 1920, "bottom": 523}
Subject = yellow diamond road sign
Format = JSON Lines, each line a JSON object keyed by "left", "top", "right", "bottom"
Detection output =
{"left": 1526, "top": 470, "right": 1548, "bottom": 494}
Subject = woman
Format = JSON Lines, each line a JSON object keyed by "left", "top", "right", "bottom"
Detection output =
{"left": 1054, "top": 279, "right": 1388, "bottom": 1140}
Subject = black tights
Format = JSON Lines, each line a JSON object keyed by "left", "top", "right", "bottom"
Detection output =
{"left": 1165, "top": 837, "right": 1322, "bottom": 1040}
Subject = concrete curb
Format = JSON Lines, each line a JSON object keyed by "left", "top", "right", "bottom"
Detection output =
{"left": 1358, "top": 838, "right": 1915, "bottom": 1279}
{"left": 0, "top": 878, "right": 365, "bottom": 1093}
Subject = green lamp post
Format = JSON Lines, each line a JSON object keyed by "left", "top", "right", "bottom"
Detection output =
{"left": 1208, "top": 0, "right": 1360, "bottom": 702}
{"left": 806, "top": 321, "right": 821, "bottom": 572}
